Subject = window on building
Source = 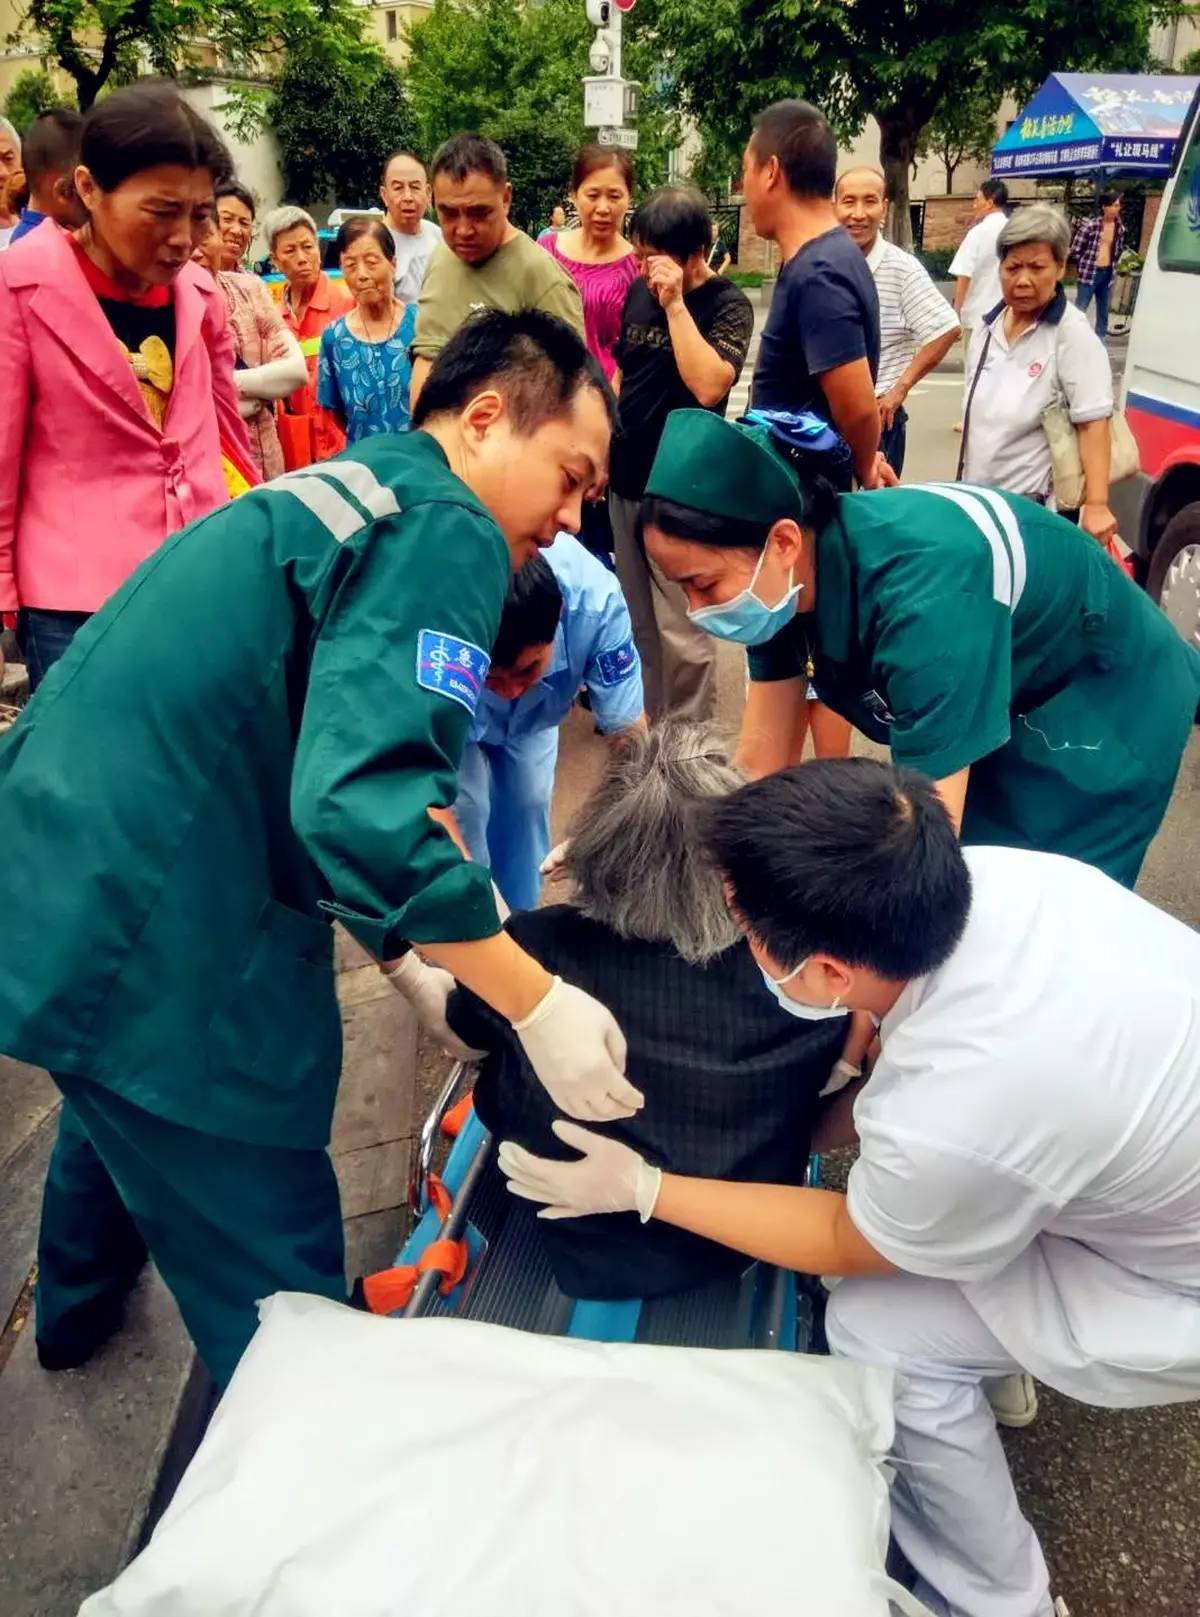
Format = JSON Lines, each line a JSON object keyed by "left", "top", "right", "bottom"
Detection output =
{"left": 387, "top": 9, "right": 397, "bottom": 40}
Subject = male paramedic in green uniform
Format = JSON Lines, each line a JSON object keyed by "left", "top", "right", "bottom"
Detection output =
{"left": 0, "top": 310, "right": 643, "bottom": 1389}
{"left": 638, "top": 409, "right": 1200, "bottom": 886}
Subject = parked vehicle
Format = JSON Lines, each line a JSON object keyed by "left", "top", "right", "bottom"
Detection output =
{"left": 1113, "top": 83, "right": 1200, "bottom": 655}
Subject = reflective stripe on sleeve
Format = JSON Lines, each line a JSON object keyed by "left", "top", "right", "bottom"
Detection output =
{"left": 917, "top": 483, "right": 1014, "bottom": 608}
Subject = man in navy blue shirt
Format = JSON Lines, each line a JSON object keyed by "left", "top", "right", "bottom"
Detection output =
{"left": 744, "top": 100, "right": 885, "bottom": 492}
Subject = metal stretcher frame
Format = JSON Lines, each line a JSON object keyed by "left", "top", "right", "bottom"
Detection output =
{"left": 396, "top": 1062, "right": 824, "bottom": 1353}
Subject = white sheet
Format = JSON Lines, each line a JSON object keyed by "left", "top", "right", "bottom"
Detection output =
{"left": 81, "top": 1293, "right": 926, "bottom": 1617}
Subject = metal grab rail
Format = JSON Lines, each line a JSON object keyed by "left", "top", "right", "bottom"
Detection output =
{"left": 408, "top": 1060, "right": 476, "bottom": 1217}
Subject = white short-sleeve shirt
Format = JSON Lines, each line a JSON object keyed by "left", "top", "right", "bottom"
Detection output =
{"left": 948, "top": 210, "right": 1007, "bottom": 330}
{"left": 391, "top": 218, "right": 443, "bottom": 305}
{"left": 847, "top": 846, "right": 1200, "bottom": 1403}
{"left": 961, "top": 294, "right": 1113, "bottom": 498}
{"left": 865, "top": 236, "right": 959, "bottom": 397}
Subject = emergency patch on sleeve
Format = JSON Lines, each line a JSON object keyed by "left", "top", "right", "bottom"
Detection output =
{"left": 416, "top": 629, "right": 491, "bottom": 715}
{"left": 594, "top": 638, "right": 639, "bottom": 688}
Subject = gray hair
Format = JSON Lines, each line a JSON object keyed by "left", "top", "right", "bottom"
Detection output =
{"left": 0, "top": 116, "right": 19, "bottom": 153}
{"left": 997, "top": 203, "right": 1071, "bottom": 265}
{"left": 565, "top": 720, "right": 743, "bottom": 965}
{"left": 263, "top": 204, "right": 318, "bottom": 252}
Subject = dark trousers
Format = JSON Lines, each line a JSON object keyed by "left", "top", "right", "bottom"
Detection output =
{"left": 36, "top": 1076, "right": 347, "bottom": 1388}
{"left": 1075, "top": 267, "right": 1115, "bottom": 342}
{"left": 879, "top": 405, "right": 908, "bottom": 478}
{"left": 16, "top": 608, "right": 90, "bottom": 691}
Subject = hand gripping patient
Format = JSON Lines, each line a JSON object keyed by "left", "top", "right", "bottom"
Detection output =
{"left": 446, "top": 719, "right": 849, "bottom": 1299}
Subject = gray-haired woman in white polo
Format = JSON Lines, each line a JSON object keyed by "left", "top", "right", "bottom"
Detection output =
{"left": 960, "top": 203, "right": 1117, "bottom": 546}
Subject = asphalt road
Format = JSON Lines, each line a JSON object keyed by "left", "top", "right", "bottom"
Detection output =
{"left": 544, "top": 361, "right": 1200, "bottom": 1617}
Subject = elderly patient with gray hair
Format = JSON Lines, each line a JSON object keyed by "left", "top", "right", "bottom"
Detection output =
{"left": 446, "top": 719, "right": 849, "bottom": 1299}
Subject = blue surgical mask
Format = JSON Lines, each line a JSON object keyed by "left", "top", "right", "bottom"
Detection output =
{"left": 687, "top": 543, "right": 802, "bottom": 646}
{"left": 759, "top": 958, "right": 848, "bottom": 1022}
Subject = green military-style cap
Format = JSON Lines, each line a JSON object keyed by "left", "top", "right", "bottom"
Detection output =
{"left": 644, "top": 409, "right": 807, "bottom": 527}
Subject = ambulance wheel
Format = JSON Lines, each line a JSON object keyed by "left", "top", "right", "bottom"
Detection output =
{"left": 1147, "top": 502, "right": 1200, "bottom": 661}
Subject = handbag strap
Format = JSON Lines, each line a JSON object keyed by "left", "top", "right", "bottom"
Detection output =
{"left": 956, "top": 324, "right": 994, "bottom": 481}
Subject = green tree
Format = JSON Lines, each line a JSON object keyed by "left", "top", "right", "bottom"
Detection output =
{"left": 641, "top": 0, "right": 1179, "bottom": 245}
{"left": 917, "top": 86, "right": 1002, "bottom": 196}
{"left": 266, "top": 34, "right": 419, "bottom": 206}
{"left": 404, "top": 0, "right": 676, "bottom": 232}
{"left": 3, "top": 69, "right": 70, "bottom": 132}
{"left": 10, "top": 0, "right": 362, "bottom": 111}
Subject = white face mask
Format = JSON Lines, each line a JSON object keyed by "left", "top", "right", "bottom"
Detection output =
{"left": 759, "top": 957, "right": 848, "bottom": 1021}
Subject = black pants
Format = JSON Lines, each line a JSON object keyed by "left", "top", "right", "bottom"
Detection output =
{"left": 879, "top": 406, "right": 908, "bottom": 478}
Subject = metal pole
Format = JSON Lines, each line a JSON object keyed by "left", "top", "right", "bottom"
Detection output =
{"left": 610, "top": 4, "right": 622, "bottom": 84}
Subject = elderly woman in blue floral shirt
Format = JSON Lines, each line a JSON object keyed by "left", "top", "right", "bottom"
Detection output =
{"left": 317, "top": 216, "right": 417, "bottom": 442}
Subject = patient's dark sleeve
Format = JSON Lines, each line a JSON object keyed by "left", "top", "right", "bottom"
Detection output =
{"left": 445, "top": 983, "right": 509, "bottom": 1052}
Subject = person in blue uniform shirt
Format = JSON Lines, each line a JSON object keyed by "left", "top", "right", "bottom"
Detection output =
{"left": 454, "top": 532, "right": 645, "bottom": 910}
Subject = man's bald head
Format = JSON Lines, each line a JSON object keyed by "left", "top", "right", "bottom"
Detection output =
{"left": 835, "top": 165, "right": 887, "bottom": 251}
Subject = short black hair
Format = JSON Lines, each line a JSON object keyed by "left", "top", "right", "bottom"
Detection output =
{"left": 79, "top": 79, "right": 231, "bottom": 194}
{"left": 750, "top": 100, "right": 837, "bottom": 200}
{"left": 21, "top": 109, "right": 82, "bottom": 190}
{"left": 706, "top": 758, "right": 972, "bottom": 981}
{"left": 980, "top": 178, "right": 1009, "bottom": 208}
{"left": 335, "top": 215, "right": 395, "bottom": 260}
{"left": 214, "top": 178, "right": 255, "bottom": 218}
{"left": 431, "top": 133, "right": 507, "bottom": 188}
{"left": 381, "top": 149, "right": 427, "bottom": 185}
{"left": 1097, "top": 189, "right": 1119, "bottom": 209}
{"left": 641, "top": 477, "right": 839, "bottom": 552}
{"left": 629, "top": 185, "right": 711, "bottom": 262}
{"left": 492, "top": 555, "right": 563, "bottom": 666}
{"left": 412, "top": 308, "right": 615, "bottom": 434}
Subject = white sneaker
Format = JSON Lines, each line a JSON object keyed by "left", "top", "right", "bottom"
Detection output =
{"left": 984, "top": 1371, "right": 1039, "bottom": 1428}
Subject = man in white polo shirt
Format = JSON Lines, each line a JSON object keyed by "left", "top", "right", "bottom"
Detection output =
{"left": 836, "top": 166, "right": 959, "bottom": 475}
{"left": 949, "top": 179, "right": 1009, "bottom": 420}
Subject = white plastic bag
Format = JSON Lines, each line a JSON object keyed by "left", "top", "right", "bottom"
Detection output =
{"left": 82, "top": 1293, "right": 923, "bottom": 1617}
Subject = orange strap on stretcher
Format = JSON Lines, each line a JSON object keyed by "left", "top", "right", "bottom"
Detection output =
{"left": 361, "top": 1173, "right": 467, "bottom": 1314}
{"left": 441, "top": 1093, "right": 474, "bottom": 1139}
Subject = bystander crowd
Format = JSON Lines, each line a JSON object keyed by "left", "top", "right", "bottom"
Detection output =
{"left": 949, "top": 178, "right": 1010, "bottom": 424}
{"left": 960, "top": 203, "right": 1117, "bottom": 543}
{"left": 266, "top": 203, "right": 355, "bottom": 464}
{"left": 1069, "top": 191, "right": 1126, "bottom": 344}
{"left": 0, "top": 79, "right": 251, "bottom": 688}
{"left": 8, "top": 110, "right": 84, "bottom": 244}
{"left": 835, "top": 165, "right": 959, "bottom": 476}
{"left": 0, "top": 114, "right": 21, "bottom": 249}
{"left": 379, "top": 149, "right": 442, "bottom": 303}
{"left": 608, "top": 185, "right": 754, "bottom": 720}
{"left": 317, "top": 216, "right": 417, "bottom": 442}
{"left": 410, "top": 134, "right": 584, "bottom": 407}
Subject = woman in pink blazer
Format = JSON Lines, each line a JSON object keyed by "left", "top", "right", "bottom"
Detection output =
{"left": 0, "top": 80, "right": 253, "bottom": 688}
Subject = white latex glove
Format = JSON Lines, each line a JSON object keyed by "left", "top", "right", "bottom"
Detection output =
{"left": 499, "top": 1120, "right": 662, "bottom": 1221}
{"left": 512, "top": 976, "right": 643, "bottom": 1122}
{"left": 819, "top": 1057, "right": 862, "bottom": 1099}
{"left": 383, "top": 951, "right": 485, "bottom": 1062}
{"left": 539, "top": 841, "right": 570, "bottom": 883}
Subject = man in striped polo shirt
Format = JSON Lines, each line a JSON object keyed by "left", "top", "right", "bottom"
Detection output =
{"left": 836, "top": 167, "right": 959, "bottom": 476}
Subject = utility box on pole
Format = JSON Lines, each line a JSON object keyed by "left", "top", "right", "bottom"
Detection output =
{"left": 583, "top": 0, "right": 637, "bottom": 146}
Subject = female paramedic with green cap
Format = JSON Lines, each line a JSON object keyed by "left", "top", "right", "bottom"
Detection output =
{"left": 0, "top": 309, "right": 642, "bottom": 1390}
{"left": 638, "top": 407, "right": 1200, "bottom": 886}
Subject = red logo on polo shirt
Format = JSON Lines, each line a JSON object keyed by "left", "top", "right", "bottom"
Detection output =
{"left": 1028, "top": 361, "right": 1044, "bottom": 378}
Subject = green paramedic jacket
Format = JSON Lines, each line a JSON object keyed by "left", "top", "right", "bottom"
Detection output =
{"left": 749, "top": 484, "right": 1200, "bottom": 887}
{"left": 0, "top": 434, "right": 509, "bottom": 1149}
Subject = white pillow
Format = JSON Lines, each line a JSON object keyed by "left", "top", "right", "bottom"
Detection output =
{"left": 81, "top": 1293, "right": 924, "bottom": 1617}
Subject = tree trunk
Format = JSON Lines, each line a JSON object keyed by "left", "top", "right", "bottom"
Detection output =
{"left": 945, "top": 158, "right": 957, "bottom": 195}
{"left": 877, "top": 109, "right": 921, "bottom": 249}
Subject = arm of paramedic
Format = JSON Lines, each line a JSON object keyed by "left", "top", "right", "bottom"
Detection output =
{"left": 655, "top": 1176, "right": 895, "bottom": 1277}
{"left": 738, "top": 675, "right": 806, "bottom": 779}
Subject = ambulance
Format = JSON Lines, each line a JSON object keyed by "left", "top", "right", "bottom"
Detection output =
{"left": 1114, "top": 85, "right": 1200, "bottom": 654}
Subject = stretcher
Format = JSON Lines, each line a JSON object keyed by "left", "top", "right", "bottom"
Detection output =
{"left": 363, "top": 1061, "right": 825, "bottom": 1354}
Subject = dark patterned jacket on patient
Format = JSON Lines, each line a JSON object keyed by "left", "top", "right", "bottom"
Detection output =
{"left": 447, "top": 905, "right": 845, "bottom": 1300}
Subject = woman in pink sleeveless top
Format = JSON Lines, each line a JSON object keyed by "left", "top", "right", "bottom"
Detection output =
{"left": 542, "top": 146, "right": 637, "bottom": 558}
{"left": 541, "top": 146, "right": 638, "bottom": 381}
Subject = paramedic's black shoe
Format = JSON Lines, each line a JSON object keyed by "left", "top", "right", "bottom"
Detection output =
{"left": 36, "top": 1293, "right": 129, "bottom": 1371}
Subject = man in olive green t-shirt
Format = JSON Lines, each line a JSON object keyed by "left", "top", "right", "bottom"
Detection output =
{"left": 411, "top": 132, "right": 585, "bottom": 409}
